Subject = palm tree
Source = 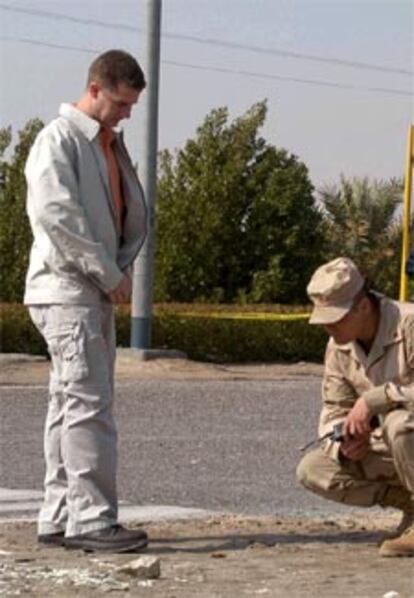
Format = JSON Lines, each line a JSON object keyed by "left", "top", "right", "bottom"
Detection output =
{"left": 319, "top": 176, "right": 403, "bottom": 297}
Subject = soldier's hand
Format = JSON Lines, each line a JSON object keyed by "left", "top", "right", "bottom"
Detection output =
{"left": 343, "top": 397, "right": 371, "bottom": 438}
{"left": 339, "top": 434, "right": 370, "bottom": 461}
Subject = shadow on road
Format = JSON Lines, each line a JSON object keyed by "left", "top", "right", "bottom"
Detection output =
{"left": 147, "top": 529, "right": 383, "bottom": 554}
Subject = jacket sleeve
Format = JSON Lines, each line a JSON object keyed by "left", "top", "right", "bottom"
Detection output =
{"left": 319, "top": 342, "right": 358, "bottom": 460}
{"left": 25, "top": 127, "right": 123, "bottom": 293}
{"left": 362, "top": 315, "right": 414, "bottom": 415}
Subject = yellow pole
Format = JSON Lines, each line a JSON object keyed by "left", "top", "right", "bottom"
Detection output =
{"left": 399, "top": 124, "right": 414, "bottom": 301}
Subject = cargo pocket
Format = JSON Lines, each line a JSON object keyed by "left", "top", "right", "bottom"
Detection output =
{"left": 48, "top": 322, "right": 89, "bottom": 384}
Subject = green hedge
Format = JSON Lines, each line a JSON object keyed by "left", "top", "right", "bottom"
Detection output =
{"left": 0, "top": 304, "right": 47, "bottom": 355}
{"left": 1, "top": 304, "right": 327, "bottom": 363}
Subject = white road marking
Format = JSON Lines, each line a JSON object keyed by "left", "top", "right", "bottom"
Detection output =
{"left": 0, "top": 488, "right": 217, "bottom": 522}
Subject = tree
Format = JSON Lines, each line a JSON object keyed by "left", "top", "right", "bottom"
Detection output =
{"left": 154, "top": 101, "right": 325, "bottom": 303}
{"left": 0, "top": 119, "right": 44, "bottom": 302}
{"left": 319, "top": 176, "right": 403, "bottom": 297}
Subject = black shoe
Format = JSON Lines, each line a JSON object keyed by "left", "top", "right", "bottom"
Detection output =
{"left": 38, "top": 531, "right": 65, "bottom": 547}
{"left": 64, "top": 524, "right": 148, "bottom": 553}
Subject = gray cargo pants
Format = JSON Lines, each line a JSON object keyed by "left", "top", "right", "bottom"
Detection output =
{"left": 29, "top": 303, "right": 117, "bottom": 537}
{"left": 297, "top": 410, "right": 414, "bottom": 508}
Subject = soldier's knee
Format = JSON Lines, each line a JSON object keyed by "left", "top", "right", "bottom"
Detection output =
{"left": 296, "top": 450, "right": 325, "bottom": 491}
{"left": 383, "top": 410, "right": 414, "bottom": 449}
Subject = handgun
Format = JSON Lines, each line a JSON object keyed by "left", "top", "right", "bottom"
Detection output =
{"left": 299, "top": 415, "right": 380, "bottom": 451}
{"left": 332, "top": 415, "right": 380, "bottom": 442}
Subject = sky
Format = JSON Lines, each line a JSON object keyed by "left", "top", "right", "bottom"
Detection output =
{"left": 0, "top": 0, "right": 413, "bottom": 189}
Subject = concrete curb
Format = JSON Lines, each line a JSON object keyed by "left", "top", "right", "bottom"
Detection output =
{"left": 0, "top": 488, "right": 218, "bottom": 524}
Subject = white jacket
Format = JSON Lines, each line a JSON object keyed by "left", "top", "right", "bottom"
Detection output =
{"left": 24, "top": 103, "right": 147, "bottom": 304}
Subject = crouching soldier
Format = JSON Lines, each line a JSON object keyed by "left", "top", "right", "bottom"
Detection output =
{"left": 297, "top": 257, "right": 414, "bottom": 557}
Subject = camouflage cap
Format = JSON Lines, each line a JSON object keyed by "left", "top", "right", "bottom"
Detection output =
{"left": 307, "top": 257, "right": 365, "bottom": 325}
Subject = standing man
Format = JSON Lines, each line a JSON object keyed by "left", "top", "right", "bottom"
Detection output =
{"left": 25, "top": 50, "right": 148, "bottom": 552}
{"left": 297, "top": 257, "right": 414, "bottom": 557}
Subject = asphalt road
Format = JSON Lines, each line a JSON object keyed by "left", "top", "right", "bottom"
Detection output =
{"left": 0, "top": 377, "right": 349, "bottom": 516}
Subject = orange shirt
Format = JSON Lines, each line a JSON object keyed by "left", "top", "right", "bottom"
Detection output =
{"left": 99, "top": 127, "right": 125, "bottom": 233}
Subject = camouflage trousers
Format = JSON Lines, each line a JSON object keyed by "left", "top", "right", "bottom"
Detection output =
{"left": 297, "top": 409, "right": 414, "bottom": 508}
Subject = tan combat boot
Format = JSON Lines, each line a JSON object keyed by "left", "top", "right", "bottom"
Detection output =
{"left": 379, "top": 523, "right": 414, "bottom": 557}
